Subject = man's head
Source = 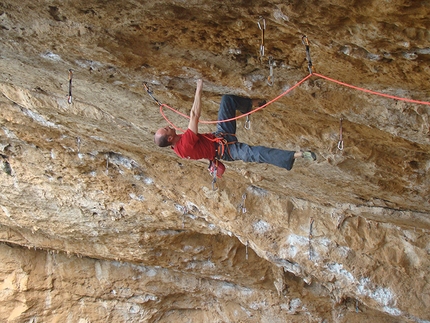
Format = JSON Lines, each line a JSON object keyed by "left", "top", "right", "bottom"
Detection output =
{"left": 154, "top": 126, "right": 177, "bottom": 147}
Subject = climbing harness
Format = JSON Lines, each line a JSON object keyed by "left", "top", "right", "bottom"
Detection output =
{"left": 302, "top": 36, "right": 314, "bottom": 74}
{"left": 204, "top": 133, "right": 239, "bottom": 189}
{"left": 238, "top": 193, "right": 247, "bottom": 213}
{"left": 67, "top": 69, "right": 73, "bottom": 104}
{"left": 338, "top": 118, "right": 344, "bottom": 151}
{"left": 257, "top": 17, "right": 266, "bottom": 62}
{"left": 267, "top": 56, "right": 274, "bottom": 86}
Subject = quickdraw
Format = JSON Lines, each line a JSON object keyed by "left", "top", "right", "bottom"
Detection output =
{"left": 67, "top": 69, "right": 73, "bottom": 104}
{"left": 208, "top": 159, "right": 225, "bottom": 191}
{"left": 338, "top": 118, "right": 344, "bottom": 151}
{"left": 143, "top": 82, "right": 162, "bottom": 106}
{"left": 267, "top": 56, "right": 274, "bottom": 86}
{"left": 257, "top": 17, "right": 275, "bottom": 88}
{"left": 308, "top": 217, "right": 314, "bottom": 260}
{"left": 209, "top": 161, "right": 218, "bottom": 191}
{"left": 257, "top": 17, "right": 266, "bottom": 62}
{"left": 302, "top": 36, "right": 314, "bottom": 74}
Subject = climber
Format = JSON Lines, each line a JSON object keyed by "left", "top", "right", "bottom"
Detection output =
{"left": 154, "top": 79, "right": 316, "bottom": 176}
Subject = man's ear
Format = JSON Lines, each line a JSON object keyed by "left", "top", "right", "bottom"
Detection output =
{"left": 167, "top": 135, "right": 173, "bottom": 143}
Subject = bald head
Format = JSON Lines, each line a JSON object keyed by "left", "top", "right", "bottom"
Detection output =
{"left": 154, "top": 126, "right": 177, "bottom": 147}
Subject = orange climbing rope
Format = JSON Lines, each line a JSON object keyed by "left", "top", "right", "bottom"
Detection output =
{"left": 313, "top": 73, "right": 430, "bottom": 106}
{"left": 154, "top": 72, "right": 430, "bottom": 131}
{"left": 159, "top": 73, "right": 313, "bottom": 131}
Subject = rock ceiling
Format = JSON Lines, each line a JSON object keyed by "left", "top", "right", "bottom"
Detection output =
{"left": 0, "top": 0, "right": 429, "bottom": 322}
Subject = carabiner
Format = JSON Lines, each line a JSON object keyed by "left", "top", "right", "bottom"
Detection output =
{"left": 244, "top": 115, "right": 251, "bottom": 130}
{"left": 301, "top": 35, "right": 310, "bottom": 47}
{"left": 257, "top": 17, "right": 266, "bottom": 31}
{"left": 67, "top": 69, "right": 73, "bottom": 104}
{"left": 337, "top": 118, "right": 344, "bottom": 151}
{"left": 209, "top": 163, "right": 218, "bottom": 191}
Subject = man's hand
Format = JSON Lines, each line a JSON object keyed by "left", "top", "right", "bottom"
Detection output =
{"left": 188, "top": 79, "right": 203, "bottom": 134}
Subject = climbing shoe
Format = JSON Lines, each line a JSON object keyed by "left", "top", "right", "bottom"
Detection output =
{"left": 302, "top": 151, "right": 317, "bottom": 161}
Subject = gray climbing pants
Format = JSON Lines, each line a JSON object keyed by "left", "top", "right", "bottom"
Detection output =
{"left": 215, "top": 95, "right": 296, "bottom": 170}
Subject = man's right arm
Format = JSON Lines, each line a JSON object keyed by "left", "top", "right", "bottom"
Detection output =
{"left": 188, "top": 79, "right": 203, "bottom": 134}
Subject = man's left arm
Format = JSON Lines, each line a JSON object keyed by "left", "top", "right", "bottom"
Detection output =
{"left": 188, "top": 79, "right": 203, "bottom": 134}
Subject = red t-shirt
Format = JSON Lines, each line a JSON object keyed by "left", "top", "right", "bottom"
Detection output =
{"left": 173, "top": 129, "right": 216, "bottom": 160}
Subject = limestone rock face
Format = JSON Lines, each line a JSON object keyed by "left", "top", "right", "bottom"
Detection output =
{"left": 0, "top": 0, "right": 429, "bottom": 322}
